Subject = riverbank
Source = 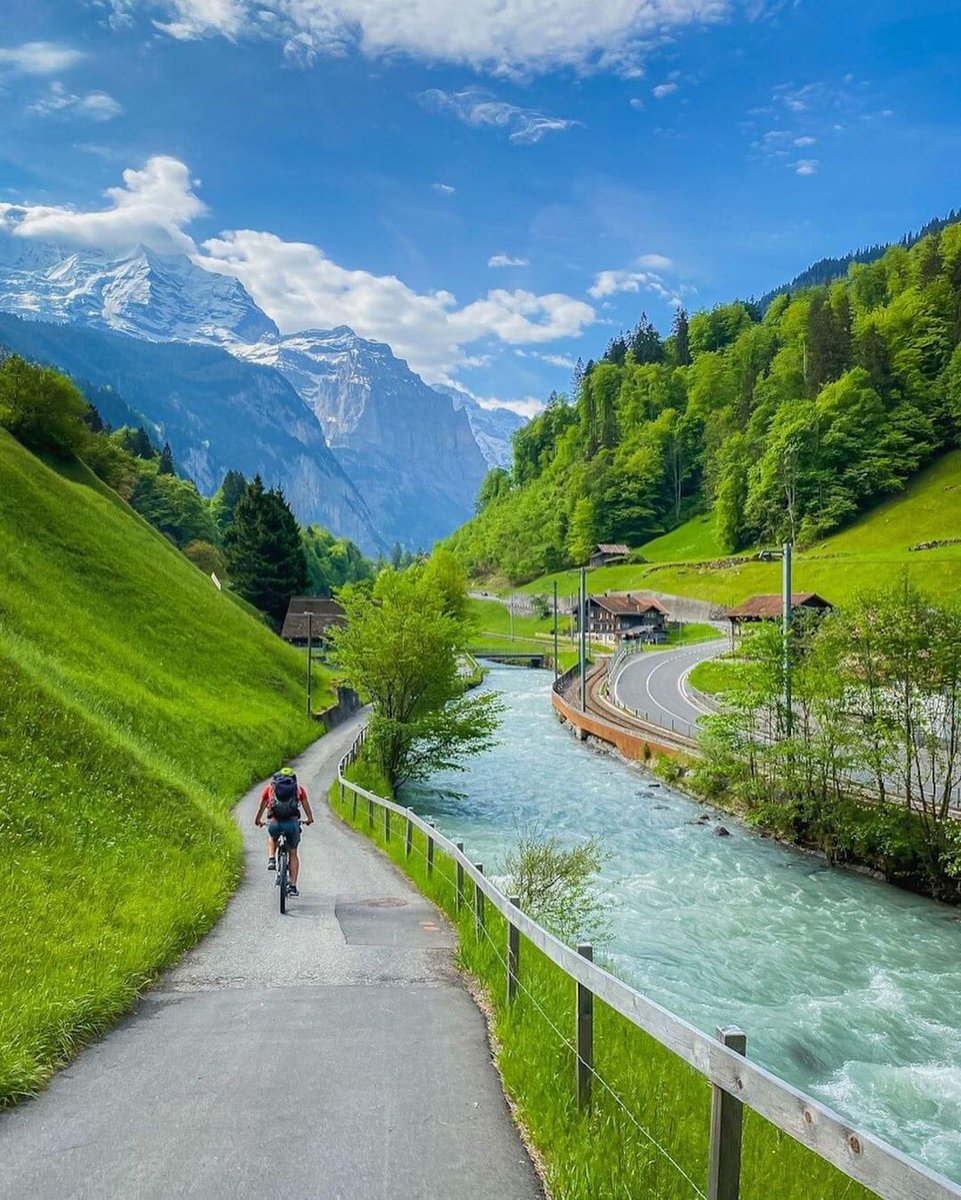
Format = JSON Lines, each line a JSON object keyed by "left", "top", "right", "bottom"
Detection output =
{"left": 396, "top": 667, "right": 961, "bottom": 1185}
{"left": 331, "top": 764, "right": 893, "bottom": 1200}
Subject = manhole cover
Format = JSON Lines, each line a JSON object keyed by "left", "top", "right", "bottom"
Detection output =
{"left": 361, "top": 897, "right": 408, "bottom": 908}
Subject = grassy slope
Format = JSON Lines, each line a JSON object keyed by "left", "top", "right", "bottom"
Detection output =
{"left": 515, "top": 451, "right": 961, "bottom": 608}
{"left": 0, "top": 429, "right": 333, "bottom": 1101}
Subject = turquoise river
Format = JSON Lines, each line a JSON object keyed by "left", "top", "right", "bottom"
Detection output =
{"left": 405, "top": 665, "right": 961, "bottom": 1183}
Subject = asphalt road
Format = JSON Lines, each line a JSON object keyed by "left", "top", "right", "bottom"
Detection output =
{"left": 0, "top": 713, "right": 541, "bottom": 1200}
{"left": 613, "top": 639, "right": 727, "bottom": 738}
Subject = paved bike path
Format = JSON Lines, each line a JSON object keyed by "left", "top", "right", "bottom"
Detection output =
{"left": 0, "top": 714, "right": 542, "bottom": 1199}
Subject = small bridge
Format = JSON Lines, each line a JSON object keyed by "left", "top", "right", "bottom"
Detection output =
{"left": 469, "top": 650, "right": 551, "bottom": 668}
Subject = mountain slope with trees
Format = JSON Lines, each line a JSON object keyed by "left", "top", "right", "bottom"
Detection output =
{"left": 449, "top": 219, "right": 961, "bottom": 583}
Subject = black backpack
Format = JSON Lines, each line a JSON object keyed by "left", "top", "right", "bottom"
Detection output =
{"left": 269, "top": 772, "right": 300, "bottom": 820}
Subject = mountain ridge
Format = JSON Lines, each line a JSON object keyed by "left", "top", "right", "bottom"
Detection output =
{"left": 0, "top": 235, "right": 513, "bottom": 548}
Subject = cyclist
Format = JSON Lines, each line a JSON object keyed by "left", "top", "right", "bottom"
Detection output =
{"left": 254, "top": 767, "right": 314, "bottom": 896}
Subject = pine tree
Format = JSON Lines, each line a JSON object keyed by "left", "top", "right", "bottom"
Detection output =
{"left": 225, "top": 476, "right": 308, "bottom": 623}
{"left": 672, "top": 308, "right": 691, "bottom": 366}
{"left": 212, "top": 469, "right": 249, "bottom": 536}
{"left": 158, "top": 441, "right": 175, "bottom": 475}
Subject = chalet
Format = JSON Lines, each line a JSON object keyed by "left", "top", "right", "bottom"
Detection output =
{"left": 589, "top": 543, "right": 631, "bottom": 568}
{"left": 727, "top": 593, "right": 833, "bottom": 639}
{"left": 280, "top": 596, "right": 347, "bottom": 646}
{"left": 577, "top": 593, "right": 669, "bottom": 644}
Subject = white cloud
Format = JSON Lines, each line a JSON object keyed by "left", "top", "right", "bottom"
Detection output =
{"left": 2, "top": 154, "right": 596, "bottom": 381}
{"left": 421, "top": 88, "right": 578, "bottom": 144}
{"left": 0, "top": 156, "right": 205, "bottom": 253}
{"left": 28, "top": 82, "right": 123, "bottom": 121}
{"left": 794, "top": 158, "right": 818, "bottom": 176}
{"left": 589, "top": 255, "right": 680, "bottom": 304}
{"left": 488, "top": 252, "right": 529, "bottom": 268}
{"left": 0, "top": 42, "right": 84, "bottom": 75}
{"left": 152, "top": 0, "right": 251, "bottom": 39}
{"left": 652, "top": 81, "right": 678, "bottom": 98}
{"left": 629, "top": 97, "right": 645, "bottom": 110}
{"left": 636, "top": 252, "right": 672, "bottom": 269}
{"left": 203, "top": 232, "right": 594, "bottom": 379}
{"left": 793, "top": 134, "right": 816, "bottom": 146}
{"left": 127, "top": 0, "right": 749, "bottom": 76}
{"left": 532, "top": 351, "right": 576, "bottom": 369}
{"left": 431, "top": 182, "right": 456, "bottom": 195}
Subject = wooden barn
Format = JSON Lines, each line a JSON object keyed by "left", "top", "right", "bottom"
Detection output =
{"left": 727, "top": 592, "right": 833, "bottom": 639}
{"left": 589, "top": 543, "right": 631, "bottom": 568}
{"left": 280, "top": 596, "right": 347, "bottom": 646}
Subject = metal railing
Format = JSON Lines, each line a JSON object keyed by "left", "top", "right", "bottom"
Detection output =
{"left": 336, "top": 728, "right": 961, "bottom": 1200}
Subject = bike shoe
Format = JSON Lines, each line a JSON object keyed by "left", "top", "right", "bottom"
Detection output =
{"left": 267, "top": 857, "right": 276, "bottom": 871}
{"left": 288, "top": 884, "right": 299, "bottom": 897}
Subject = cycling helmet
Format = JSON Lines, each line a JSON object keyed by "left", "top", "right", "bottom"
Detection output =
{"left": 278, "top": 766, "right": 295, "bottom": 776}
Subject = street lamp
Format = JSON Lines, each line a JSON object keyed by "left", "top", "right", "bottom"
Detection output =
{"left": 758, "top": 542, "right": 794, "bottom": 736}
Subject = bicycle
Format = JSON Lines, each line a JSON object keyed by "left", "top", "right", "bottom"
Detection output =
{"left": 275, "top": 823, "right": 304, "bottom": 915}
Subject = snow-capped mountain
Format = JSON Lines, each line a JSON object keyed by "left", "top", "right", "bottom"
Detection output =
{"left": 236, "top": 327, "right": 489, "bottom": 548}
{"left": 0, "top": 234, "right": 277, "bottom": 345}
{"left": 433, "top": 384, "right": 526, "bottom": 470}
{"left": 0, "top": 236, "right": 520, "bottom": 547}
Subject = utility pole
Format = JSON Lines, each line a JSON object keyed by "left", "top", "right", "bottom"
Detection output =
{"left": 306, "top": 610, "right": 313, "bottom": 718}
{"left": 782, "top": 542, "right": 793, "bottom": 737}
{"left": 553, "top": 580, "right": 559, "bottom": 680}
{"left": 579, "top": 566, "right": 588, "bottom": 712}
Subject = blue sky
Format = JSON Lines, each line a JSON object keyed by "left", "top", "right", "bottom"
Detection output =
{"left": 1, "top": 1, "right": 960, "bottom": 414}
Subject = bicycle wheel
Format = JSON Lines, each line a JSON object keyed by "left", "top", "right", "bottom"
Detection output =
{"left": 278, "top": 849, "right": 288, "bottom": 915}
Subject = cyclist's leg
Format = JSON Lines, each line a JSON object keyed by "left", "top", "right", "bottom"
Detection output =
{"left": 286, "top": 821, "right": 302, "bottom": 884}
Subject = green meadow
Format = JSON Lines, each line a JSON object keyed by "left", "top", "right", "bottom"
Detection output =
{"left": 0, "top": 429, "right": 333, "bottom": 1102}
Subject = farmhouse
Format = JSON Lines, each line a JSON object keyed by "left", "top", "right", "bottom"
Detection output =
{"left": 589, "top": 543, "right": 631, "bottom": 568}
{"left": 727, "top": 592, "right": 833, "bottom": 638}
{"left": 280, "top": 596, "right": 347, "bottom": 646}
{"left": 577, "top": 593, "right": 669, "bottom": 644}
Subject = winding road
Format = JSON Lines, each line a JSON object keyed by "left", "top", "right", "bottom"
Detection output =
{"left": 0, "top": 714, "right": 541, "bottom": 1200}
{"left": 612, "top": 639, "right": 727, "bottom": 738}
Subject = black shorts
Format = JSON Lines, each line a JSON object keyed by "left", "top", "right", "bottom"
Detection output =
{"left": 267, "top": 818, "right": 301, "bottom": 848}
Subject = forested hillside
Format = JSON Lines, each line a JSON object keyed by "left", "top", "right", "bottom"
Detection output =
{"left": 449, "top": 221, "right": 961, "bottom": 582}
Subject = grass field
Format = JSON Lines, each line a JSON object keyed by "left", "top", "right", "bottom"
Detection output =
{"left": 0, "top": 429, "right": 333, "bottom": 1102}
{"left": 511, "top": 451, "right": 961, "bottom": 609}
{"left": 331, "top": 778, "right": 878, "bottom": 1200}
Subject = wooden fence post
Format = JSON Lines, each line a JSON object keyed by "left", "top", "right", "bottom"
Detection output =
{"left": 427, "top": 821, "right": 436, "bottom": 876}
{"left": 368, "top": 794, "right": 374, "bottom": 830}
{"left": 385, "top": 806, "right": 391, "bottom": 843}
{"left": 576, "top": 943, "right": 593, "bottom": 1111}
{"left": 455, "top": 843, "right": 464, "bottom": 912}
{"left": 707, "top": 1026, "right": 747, "bottom": 1200}
{"left": 474, "top": 864, "right": 485, "bottom": 937}
{"left": 508, "top": 896, "right": 521, "bottom": 1004}
{"left": 406, "top": 809, "right": 414, "bottom": 858}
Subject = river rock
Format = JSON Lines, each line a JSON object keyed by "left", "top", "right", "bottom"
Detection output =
{"left": 714, "top": 826, "right": 731, "bottom": 838}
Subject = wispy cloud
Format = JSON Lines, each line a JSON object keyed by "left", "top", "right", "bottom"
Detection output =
{"left": 489, "top": 252, "right": 529, "bottom": 268}
{"left": 28, "top": 82, "right": 123, "bottom": 121}
{"left": 652, "top": 81, "right": 678, "bottom": 98}
{"left": 420, "top": 87, "right": 579, "bottom": 144}
{"left": 132, "top": 1, "right": 750, "bottom": 79}
{"left": 431, "top": 182, "right": 456, "bottom": 195}
{"left": 0, "top": 42, "right": 83, "bottom": 75}
{"left": 794, "top": 158, "right": 818, "bottom": 176}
